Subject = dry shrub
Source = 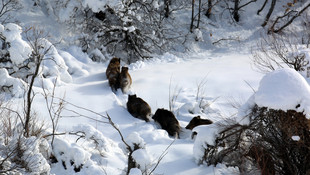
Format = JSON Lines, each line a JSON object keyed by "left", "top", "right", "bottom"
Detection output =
{"left": 252, "top": 33, "right": 309, "bottom": 73}
{"left": 0, "top": 100, "right": 49, "bottom": 174}
{"left": 202, "top": 104, "right": 310, "bottom": 175}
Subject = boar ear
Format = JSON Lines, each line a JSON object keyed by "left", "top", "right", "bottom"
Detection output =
{"left": 196, "top": 116, "right": 201, "bottom": 119}
{"left": 133, "top": 94, "right": 137, "bottom": 97}
{"left": 118, "top": 58, "right": 121, "bottom": 62}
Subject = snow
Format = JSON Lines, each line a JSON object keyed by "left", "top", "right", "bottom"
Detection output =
{"left": 51, "top": 137, "right": 108, "bottom": 174}
{"left": 59, "top": 50, "right": 89, "bottom": 77}
{"left": 43, "top": 52, "right": 259, "bottom": 174}
{"left": 21, "top": 137, "right": 51, "bottom": 174}
{"left": 57, "top": 1, "right": 82, "bottom": 22}
{"left": 193, "top": 124, "right": 220, "bottom": 164}
{"left": 1, "top": 0, "right": 309, "bottom": 174}
{"left": 129, "top": 168, "right": 142, "bottom": 175}
{"left": 131, "top": 149, "right": 153, "bottom": 172}
{"left": 1, "top": 23, "right": 32, "bottom": 66}
{"left": 292, "top": 136, "right": 300, "bottom": 141}
{"left": 254, "top": 68, "right": 310, "bottom": 118}
{"left": 125, "top": 132, "right": 146, "bottom": 150}
{"left": 66, "top": 46, "right": 92, "bottom": 64}
{"left": 83, "top": 0, "right": 121, "bottom": 12}
{"left": 0, "top": 68, "right": 26, "bottom": 98}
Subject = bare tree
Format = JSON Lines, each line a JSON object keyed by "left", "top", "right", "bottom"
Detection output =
{"left": 190, "top": 0, "right": 195, "bottom": 32}
{"left": 206, "top": 0, "right": 212, "bottom": 18}
{"left": 197, "top": 0, "right": 202, "bottom": 28}
{"left": 23, "top": 27, "right": 51, "bottom": 137}
{"left": 269, "top": 2, "right": 310, "bottom": 33}
{"left": 231, "top": 0, "right": 257, "bottom": 22}
{"left": 190, "top": 0, "right": 202, "bottom": 31}
{"left": 0, "top": 0, "right": 22, "bottom": 23}
{"left": 261, "top": 0, "right": 276, "bottom": 27}
{"left": 164, "top": 0, "right": 171, "bottom": 18}
{"left": 204, "top": 0, "right": 221, "bottom": 19}
{"left": 232, "top": 0, "right": 240, "bottom": 22}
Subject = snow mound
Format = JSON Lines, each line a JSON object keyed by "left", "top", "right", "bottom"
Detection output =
{"left": 0, "top": 135, "right": 51, "bottom": 174}
{"left": 193, "top": 124, "right": 220, "bottom": 164}
{"left": 59, "top": 50, "right": 89, "bottom": 77}
{"left": 72, "top": 124, "right": 115, "bottom": 154}
{"left": 40, "top": 38, "right": 72, "bottom": 83}
{"left": 66, "top": 46, "right": 92, "bottom": 64}
{"left": 52, "top": 138, "right": 106, "bottom": 174}
{"left": 21, "top": 137, "right": 51, "bottom": 174}
{"left": 131, "top": 149, "right": 153, "bottom": 172}
{"left": 125, "top": 132, "right": 146, "bottom": 150}
{"left": 0, "top": 68, "right": 26, "bottom": 98}
{"left": 254, "top": 68, "right": 310, "bottom": 118}
{"left": 1, "top": 23, "right": 32, "bottom": 66}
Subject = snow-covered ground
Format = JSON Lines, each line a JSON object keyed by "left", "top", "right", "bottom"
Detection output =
{"left": 1, "top": 0, "right": 309, "bottom": 174}
{"left": 25, "top": 51, "right": 262, "bottom": 174}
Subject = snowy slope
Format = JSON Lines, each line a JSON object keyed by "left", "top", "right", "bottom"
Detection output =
{"left": 25, "top": 51, "right": 262, "bottom": 174}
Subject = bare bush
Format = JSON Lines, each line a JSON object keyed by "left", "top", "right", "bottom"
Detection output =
{"left": 200, "top": 104, "right": 310, "bottom": 175}
{"left": 0, "top": 99, "right": 50, "bottom": 174}
{"left": 168, "top": 78, "right": 182, "bottom": 113}
{"left": 41, "top": 78, "right": 65, "bottom": 147}
{"left": 252, "top": 33, "right": 309, "bottom": 73}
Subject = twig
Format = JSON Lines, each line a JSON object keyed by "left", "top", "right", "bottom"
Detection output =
{"left": 148, "top": 139, "right": 175, "bottom": 174}
{"left": 243, "top": 80, "right": 256, "bottom": 93}
{"left": 212, "top": 37, "right": 240, "bottom": 45}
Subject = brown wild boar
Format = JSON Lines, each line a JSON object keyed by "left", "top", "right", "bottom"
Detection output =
{"left": 106, "top": 57, "right": 120, "bottom": 92}
{"left": 120, "top": 66, "right": 132, "bottom": 94}
{"left": 185, "top": 116, "right": 213, "bottom": 130}
{"left": 127, "top": 94, "right": 152, "bottom": 122}
{"left": 152, "top": 108, "right": 180, "bottom": 138}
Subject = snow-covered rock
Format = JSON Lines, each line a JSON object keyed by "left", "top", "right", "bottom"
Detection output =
{"left": 254, "top": 68, "right": 310, "bottom": 118}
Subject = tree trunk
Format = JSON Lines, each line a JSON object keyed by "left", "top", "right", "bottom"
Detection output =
{"left": 272, "top": 2, "right": 310, "bottom": 33}
{"left": 206, "top": 0, "right": 212, "bottom": 18}
{"left": 190, "top": 0, "right": 195, "bottom": 32}
{"left": 197, "top": 0, "right": 201, "bottom": 28}
{"left": 164, "top": 0, "right": 170, "bottom": 18}
{"left": 233, "top": 0, "right": 240, "bottom": 22}
{"left": 257, "top": 0, "right": 268, "bottom": 15}
{"left": 24, "top": 54, "right": 41, "bottom": 137}
{"left": 261, "top": 0, "right": 276, "bottom": 27}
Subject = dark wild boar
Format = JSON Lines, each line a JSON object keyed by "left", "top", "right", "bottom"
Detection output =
{"left": 185, "top": 116, "right": 213, "bottom": 130}
{"left": 152, "top": 108, "right": 180, "bottom": 138}
{"left": 127, "top": 94, "right": 151, "bottom": 122}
